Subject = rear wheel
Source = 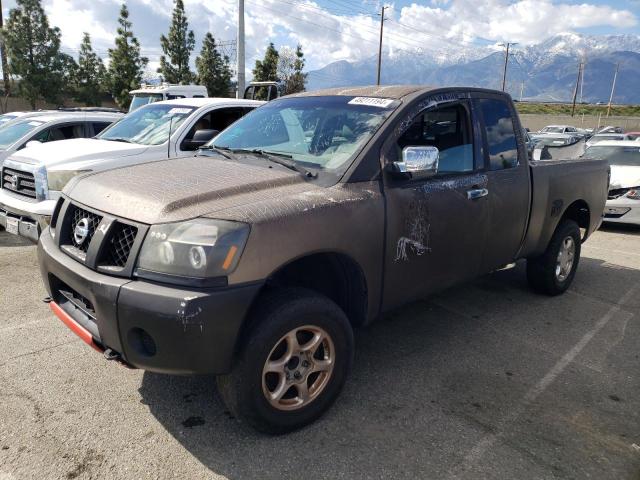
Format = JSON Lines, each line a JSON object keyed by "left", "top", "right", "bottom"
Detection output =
{"left": 527, "top": 219, "right": 581, "bottom": 295}
{"left": 217, "top": 288, "right": 353, "bottom": 434}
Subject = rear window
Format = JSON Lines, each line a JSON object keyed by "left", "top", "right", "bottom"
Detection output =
{"left": 479, "top": 98, "right": 518, "bottom": 170}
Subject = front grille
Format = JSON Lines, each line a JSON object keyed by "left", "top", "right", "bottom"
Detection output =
{"left": 100, "top": 222, "right": 138, "bottom": 268}
{"left": 57, "top": 200, "right": 145, "bottom": 276}
{"left": 2, "top": 167, "right": 36, "bottom": 199}
{"left": 608, "top": 188, "right": 629, "bottom": 200}
{"left": 68, "top": 205, "right": 102, "bottom": 253}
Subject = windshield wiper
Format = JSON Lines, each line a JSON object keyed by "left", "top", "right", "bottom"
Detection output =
{"left": 198, "top": 145, "right": 232, "bottom": 159}
{"left": 104, "top": 137, "right": 133, "bottom": 143}
{"left": 228, "top": 148, "right": 317, "bottom": 178}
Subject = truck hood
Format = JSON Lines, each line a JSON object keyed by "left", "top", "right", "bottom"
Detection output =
{"left": 7, "top": 138, "right": 148, "bottom": 168}
{"left": 609, "top": 165, "right": 640, "bottom": 189}
{"left": 66, "top": 155, "right": 320, "bottom": 224}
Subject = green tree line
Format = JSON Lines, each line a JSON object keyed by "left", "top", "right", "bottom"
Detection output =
{"left": 0, "top": 0, "right": 307, "bottom": 110}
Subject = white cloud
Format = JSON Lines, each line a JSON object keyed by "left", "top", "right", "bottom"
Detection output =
{"left": 4, "top": 0, "right": 638, "bottom": 76}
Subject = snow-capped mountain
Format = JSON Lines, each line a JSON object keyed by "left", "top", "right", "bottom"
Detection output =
{"left": 307, "top": 33, "right": 640, "bottom": 103}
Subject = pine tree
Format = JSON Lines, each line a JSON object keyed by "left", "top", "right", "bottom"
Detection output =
{"left": 2, "top": 0, "right": 68, "bottom": 108}
{"left": 73, "top": 33, "right": 106, "bottom": 106}
{"left": 107, "top": 4, "right": 148, "bottom": 110}
{"left": 252, "top": 42, "right": 279, "bottom": 82}
{"left": 158, "top": 0, "right": 195, "bottom": 84}
{"left": 196, "top": 33, "right": 231, "bottom": 97}
{"left": 278, "top": 44, "right": 307, "bottom": 95}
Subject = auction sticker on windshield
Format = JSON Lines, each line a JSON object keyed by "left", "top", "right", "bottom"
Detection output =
{"left": 167, "top": 108, "right": 192, "bottom": 115}
{"left": 348, "top": 97, "right": 395, "bottom": 108}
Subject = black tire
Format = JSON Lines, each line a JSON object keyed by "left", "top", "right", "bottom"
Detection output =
{"left": 217, "top": 288, "right": 354, "bottom": 434}
{"left": 527, "top": 219, "right": 581, "bottom": 296}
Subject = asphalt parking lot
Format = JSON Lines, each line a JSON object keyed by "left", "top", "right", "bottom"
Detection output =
{"left": 1, "top": 225, "right": 639, "bottom": 480}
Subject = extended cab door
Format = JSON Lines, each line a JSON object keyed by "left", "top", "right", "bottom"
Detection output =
{"left": 473, "top": 95, "right": 531, "bottom": 272}
{"left": 381, "top": 99, "right": 490, "bottom": 310}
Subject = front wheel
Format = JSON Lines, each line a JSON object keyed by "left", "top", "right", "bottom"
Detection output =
{"left": 527, "top": 219, "right": 581, "bottom": 295}
{"left": 217, "top": 288, "right": 354, "bottom": 434}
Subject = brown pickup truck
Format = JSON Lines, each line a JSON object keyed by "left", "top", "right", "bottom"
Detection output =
{"left": 38, "top": 86, "right": 609, "bottom": 433}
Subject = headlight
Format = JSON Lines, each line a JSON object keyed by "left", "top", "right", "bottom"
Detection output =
{"left": 626, "top": 188, "right": 640, "bottom": 200}
{"left": 47, "top": 170, "right": 92, "bottom": 191}
{"left": 136, "top": 218, "right": 250, "bottom": 280}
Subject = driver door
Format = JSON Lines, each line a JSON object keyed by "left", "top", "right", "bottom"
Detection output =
{"left": 382, "top": 100, "right": 490, "bottom": 310}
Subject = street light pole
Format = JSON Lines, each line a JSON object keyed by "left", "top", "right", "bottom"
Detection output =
{"left": 499, "top": 42, "right": 517, "bottom": 92}
{"left": 606, "top": 62, "right": 619, "bottom": 118}
{"left": 376, "top": 6, "right": 387, "bottom": 86}
{"left": 236, "top": 0, "right": 245, "bottom": 99}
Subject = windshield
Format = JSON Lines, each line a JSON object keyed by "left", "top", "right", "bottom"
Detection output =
{"left": 212, "top": 95, "right": 399, "bottom": 173}
{"left": 99, "top": 103, "right": 196, "bottom": 145}
{"left": 129, "top": 93, "right": 164, "bottom": 112}
{"left": 0, "top": 120, "right": 43, "bottom": 150}
{"left": 584, "top": 145, "right": 640, "bottom": 167}
{"left": 541, "top": 126, "right": 564, "bottom": 133}
{"left": 0, "top": 114, "right": 18, "bottom": 126}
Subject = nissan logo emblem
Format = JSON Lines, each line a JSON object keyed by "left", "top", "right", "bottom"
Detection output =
{"left": 10, "top": 174, "right": 19, "bottom": 190}
{"left": 74, "top": 218, "right": 90, "bottom": 245}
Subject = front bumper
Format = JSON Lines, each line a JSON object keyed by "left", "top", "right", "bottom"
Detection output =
{"left": 0, "top": 189, "right": 57, "bottom": 242}
{"left": 38, "top": 228, "right": 263, "bottom": 374}
{"left": 603, "top": 198, "right": 640, "bottom": 225}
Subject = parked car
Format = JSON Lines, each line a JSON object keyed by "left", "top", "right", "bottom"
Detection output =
{"left": 585, "top": 133, "right": 632, "bottom": 148}
{"left": 596, "top": 126, "right": 623, "bottom": 134}
{"left": 625, "top": 132, "right": 640, "bottom": 141}
{"left": 38, "top": 86, "right": 609, "bottom": 433}
{"left": 530, "top": 133, "right": 582, "bottom": 147}
{"left": 0, "top": 98, "right": 262, "bottom": 241}
{"left": 0, "top": 110, "right": 122, "bottom": 168}
{"left": 129, "top": 83, "right": 208, "bottom": 112}
{"left": 583, "top": 141, "right": 640, "bottom": 224}
{"left": 538, "top": 125, "right": 588, "bottom": 138}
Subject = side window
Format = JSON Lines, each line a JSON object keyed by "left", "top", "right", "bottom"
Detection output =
{"left": 211, "top": 107, "right": 246, "bottom": 132}
{"left": 92, "top": 122, "right": 112, "bottom": 136}
{"left": 396, "top": 103, "right": 474, "bottom": 174}
{"left": 166, "top": 94, "right": 185, "bottom": 100}
{"left": 38, "top": 124, "right": 86, "bottom": 142}
{"left": 478, "top": 99, "right": 519, "bottom": 170}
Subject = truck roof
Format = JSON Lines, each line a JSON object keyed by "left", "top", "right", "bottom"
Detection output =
{"left": 151, "top": 97, "right": 264, "bottom": 108}
{"left": 291, "top": 85, "right": 432, "bottom": 99}
{"left": 290, "top": 85, "right": 511, "bottom": 100}
{"left": 16, "top": 111, "right": 123, "bottom": 123}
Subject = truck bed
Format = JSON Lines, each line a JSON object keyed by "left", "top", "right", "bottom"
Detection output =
{"left": 520, "top": 157, "right": 609, "bottom": 258}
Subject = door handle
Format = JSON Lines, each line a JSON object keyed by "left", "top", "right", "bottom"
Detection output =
{"left": 467, "top": 188, "right": 489, "bottom": 200}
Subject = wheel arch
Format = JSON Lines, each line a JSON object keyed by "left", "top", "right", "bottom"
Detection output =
{"left": 233, "top": 251, "right": 369, "bottom": 356}
{"left": 559, "top": 199, "right": 591, "bottom": 241}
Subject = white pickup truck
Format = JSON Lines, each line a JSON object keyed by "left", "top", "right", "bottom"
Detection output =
{"left": 0, "top": 97, "right": 263, "bottom": 241}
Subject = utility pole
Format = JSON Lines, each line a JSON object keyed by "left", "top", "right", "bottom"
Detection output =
{"left": 570, "top": 62, "right": 583, "bottom": 117}
{"left": 0, "top": 0, "right": 10, "bottom": 98}
{"left": 519, "top": 81, "right": 524, "bottom": 101}
{"left": 236, "top": 0, "right": 245, "bottom": 99}
{"left": 499, "top": 42, "right": 517, "bottom": 92}
{"left": 606, "top": 62, "right": 619, "bottom": 118}
{"left": 578, "top": 58, "right": 585, "bottom": 104}
{"left": 376, "top": 6, "right": 387, "bottom": 86}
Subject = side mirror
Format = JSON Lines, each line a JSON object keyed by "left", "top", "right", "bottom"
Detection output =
{"left": 389, "top": 146, "right": 439, "bottom": 179}
{"left": 183, "top": 129, "right": 219, "bottom": 151}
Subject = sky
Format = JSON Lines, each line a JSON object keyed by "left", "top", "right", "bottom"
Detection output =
{"left": 3, "top": 0, "right": 639, "bottom": 77}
